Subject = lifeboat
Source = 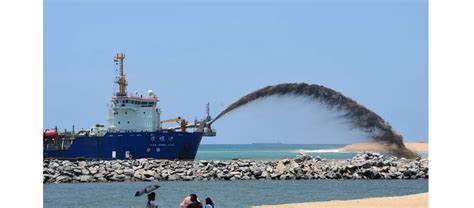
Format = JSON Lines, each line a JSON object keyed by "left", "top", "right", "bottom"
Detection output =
{"left": 43, "top": 129, "right": 57, "bottom": 139}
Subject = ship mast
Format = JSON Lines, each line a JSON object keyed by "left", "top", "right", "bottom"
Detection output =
{"left": 114, "top": 53, "right": 127, "bottom": 96}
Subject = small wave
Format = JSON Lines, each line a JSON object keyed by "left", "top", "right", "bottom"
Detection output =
{"left": 293, "top": 149, "right": 342, "bottom": 153}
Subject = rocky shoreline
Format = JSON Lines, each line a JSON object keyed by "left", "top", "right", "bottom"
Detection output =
{"left": 43, "top": 152, "right": 428, "bottom": 184}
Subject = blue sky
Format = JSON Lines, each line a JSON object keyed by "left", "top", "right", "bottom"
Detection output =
{"left": 44, "top": 0, "right": 427, "bottom": 144}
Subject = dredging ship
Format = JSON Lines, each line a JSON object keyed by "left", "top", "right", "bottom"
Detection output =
{"left": 43, "top": 53, "right": 216, "bottom": 160}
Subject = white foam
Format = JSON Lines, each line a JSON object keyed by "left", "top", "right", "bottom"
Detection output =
{"left": 292, "top": 149, "right": 342, "bottom": 153}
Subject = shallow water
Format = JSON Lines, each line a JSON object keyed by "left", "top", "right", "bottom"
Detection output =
{"left": 44, "top": 180, "right": 428, "bottom": 208}
{"left": 195, "top": 144, "right": 428, "bottom": 160}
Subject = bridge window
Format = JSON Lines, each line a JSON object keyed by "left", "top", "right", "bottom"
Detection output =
{"left": 127, "top": 121, "right": 130, "bottom": 124}
{"left": 118, "top": 121, "right": 121, "bottom": 124}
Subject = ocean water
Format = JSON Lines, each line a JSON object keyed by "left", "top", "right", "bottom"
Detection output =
{"left": 44, "top": 180, "right": 428, "bottom": 208}
{"left": 194, "top": 144, "right": 428, "bottom": 160}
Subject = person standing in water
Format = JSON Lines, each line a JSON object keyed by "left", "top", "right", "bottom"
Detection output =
{"left": 146, "top": 192, "right": 158, "bottom": 208}
{"left": 186, "top": 194, "right": 202, "bottom": 208}
{"left": 179, "top": 195, "right": 191, "bottom": 208}
{"left": 204, "top": 197, "right": 214, "bottom": 208}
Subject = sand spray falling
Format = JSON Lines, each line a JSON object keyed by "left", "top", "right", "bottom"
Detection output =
{"left": 210, "top": 83, "right": 417, "bottom": 158}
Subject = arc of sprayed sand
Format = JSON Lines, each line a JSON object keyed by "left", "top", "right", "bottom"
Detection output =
{"left": 210, "top": 83, "right": 416, "bottom": 158}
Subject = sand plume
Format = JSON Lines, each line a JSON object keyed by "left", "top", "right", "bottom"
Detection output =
{"left": 211, "top": 83, "right": 417, "bottom": 158}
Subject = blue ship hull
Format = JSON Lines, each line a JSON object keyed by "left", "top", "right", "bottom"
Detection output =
{"left": 44, "top": 131, "right": 203, "bottom": 160}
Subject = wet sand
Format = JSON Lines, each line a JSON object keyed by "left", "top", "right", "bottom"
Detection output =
{"left": 256, "top": 193, "right": 428, "bottom": 208}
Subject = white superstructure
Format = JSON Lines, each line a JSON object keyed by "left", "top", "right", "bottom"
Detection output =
{"left": 107, "top": 95, "right": 160, "bottom": 132}
{"left": 105, "top": 53, "right": 161, "bottom": 132}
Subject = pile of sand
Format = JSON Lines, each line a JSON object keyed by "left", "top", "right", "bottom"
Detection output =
{"left": 342, "top": 142, "right": 428, "bottom": 153}
{"left": 256, "top": 193, "right": 428, "bottom": 208}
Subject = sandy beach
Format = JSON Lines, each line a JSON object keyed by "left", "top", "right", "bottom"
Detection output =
{"left": 256, "top": 193, "right": 428, "bottom": 208}
{"left": 342, "top": 142, "right": 428, "bottom": 153}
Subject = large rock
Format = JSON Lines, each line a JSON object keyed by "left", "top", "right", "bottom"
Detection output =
{"left": 238, "top": 167, "right": 249, "bottom": 172}
{"left": 78, "top": 161, "right": 87, "bottom": 167}
{"left": 61, "top": 171, "right": 74, "bottom": 177}
{"left": 143, "top": 170, "right": 155, "bottom": 177}
{"left": 81, "top": 169, "right": 90, "bottom": 175}
{"left": 123, "top": 169, "right": 134, "bottom": 176}
{"left": 182, "top": 176, "right": 194, "bottom": 181}
{"left": 276, "top": 161, "right": 286, "bottom": 172}
{"left": 270, "top": 173, "right": 281, "bottom": 179}
{"left": 110, "top": 176, "right": 125, "bottom": 182}
{"left": 72, "top": 168, "right": 82, "bottom": 175}
{"left": 137, "top": 158, "right": 148, "bottom": 165}
{"left": 88, "top": 167, "right": 98, "bottom": 175}
{"left": 237, "top": 161, "right": 250, "bottom": 167}
{"left": 43, "top": 174, "right": 55, "bottom": 179}
{"left": 79, "top": 175, "right": 93, "bottom": 182}
{"left": 93, "top": 173, "right": 104, "bottom": 178}
{"left": 229, "top": 172, "right": 242, "bottom": 177}
{"left": 133, "top": 169, "right": 144, "bottom": 179}
{"left": 55, "top": 176, "right": 72, "bottom": 183}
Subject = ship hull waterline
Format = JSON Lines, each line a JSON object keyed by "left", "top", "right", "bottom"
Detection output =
{"left": 44, "top": 131, "right": 203, "bottom": 160}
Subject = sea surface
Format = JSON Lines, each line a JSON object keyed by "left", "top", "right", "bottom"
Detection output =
{"left": 44, "top": 180, "right": 428, "bottom": 208}
{"left": 194, "top": 144, "right": 428, "bottom": 160}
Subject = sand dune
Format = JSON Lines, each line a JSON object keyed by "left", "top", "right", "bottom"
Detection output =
{"left": 256, "top": 193, "right": 428, "bottom": 208}
{"left": 342, "top": 142, "right": 428, "bottom": 153}
{"left": 405, "top": 143, "right": 429, "bottom": 152}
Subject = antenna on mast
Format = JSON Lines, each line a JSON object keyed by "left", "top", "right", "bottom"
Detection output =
{"left": 113, "top": 53, "right": 127, "bottom": 96}
{"left": 206, "top": 102, "right": 212, "bottom": 122}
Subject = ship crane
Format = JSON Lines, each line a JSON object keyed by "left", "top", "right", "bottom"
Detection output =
{"left": 160, "top": 117, "right": 189, "bottom": 132}
{"left": 159, "top": 103, "right": 216, "bottom": 136}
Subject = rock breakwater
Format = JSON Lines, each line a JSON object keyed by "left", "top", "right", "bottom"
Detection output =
{"left": 43, "top": 153, "right": 428, "bottom": 184}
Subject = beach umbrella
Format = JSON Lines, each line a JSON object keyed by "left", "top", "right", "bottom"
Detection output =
{"left": 135, "top": 184, "right": 160, "bottom": 197}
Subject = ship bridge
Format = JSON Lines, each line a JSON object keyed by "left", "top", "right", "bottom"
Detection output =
{"left": 106, "top": 53, "right": 161, "bottom": 132}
